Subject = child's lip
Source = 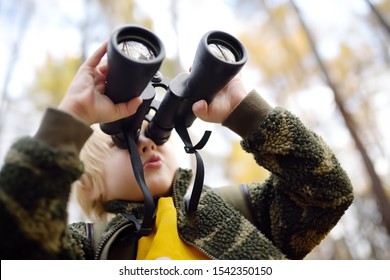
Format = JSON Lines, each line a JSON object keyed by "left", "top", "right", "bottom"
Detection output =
{"left": 143, "top": 155, "right": 162, "bottom": 168}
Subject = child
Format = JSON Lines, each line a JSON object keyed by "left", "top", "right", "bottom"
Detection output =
{"left": 0, "top": 41, "right": 353, "bottom": 260}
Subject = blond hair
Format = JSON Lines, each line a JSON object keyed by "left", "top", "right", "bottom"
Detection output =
{"left": 73, "top": 125, "right": 113, "bottom": 222}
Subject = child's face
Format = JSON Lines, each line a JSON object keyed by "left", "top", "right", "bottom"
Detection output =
{"left": 103, "top": 123, "right": 178, "bottom": 202}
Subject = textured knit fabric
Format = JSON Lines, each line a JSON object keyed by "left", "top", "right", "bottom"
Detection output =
{"left": 0, "top": 90, "right": 353, "bottom": 260}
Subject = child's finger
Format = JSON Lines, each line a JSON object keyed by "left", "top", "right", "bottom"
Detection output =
{"left": 84, "top": 41, "right": 108, "bottom": 68}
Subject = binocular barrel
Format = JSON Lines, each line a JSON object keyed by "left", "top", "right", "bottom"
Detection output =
{"left": 188, "top": 30, "right": 248, "bottom": 104}
{"left": 146, "top": 30, "right": 248, "bottom": 145}
{"left": 100, "top": 25, "right": 165, "bottom": 136}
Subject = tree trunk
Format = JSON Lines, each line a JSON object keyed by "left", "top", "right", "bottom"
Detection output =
{"left": 290, "top": 0, "right": 390, "bottom": 234}
{"left": 364, "top": 0, "right": 390, "bottom": 37}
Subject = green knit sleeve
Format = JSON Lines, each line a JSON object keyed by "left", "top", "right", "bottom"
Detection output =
{"left": 242, "top": 107, "right": 354, "bottom": 259}
{"left": 0, "top": 137, "right": 85, "bottom": 259}
{"left": 0, "top": 109, "right": 92, "bottom": 259}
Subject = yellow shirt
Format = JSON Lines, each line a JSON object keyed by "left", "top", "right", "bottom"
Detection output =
{"left": 136, "top": 197, "right": 209, "bottom": 260}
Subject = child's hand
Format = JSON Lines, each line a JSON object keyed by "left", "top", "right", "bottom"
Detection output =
{"left": 192, "top": 74, "right": 247, "bottom": 124}
{"left": 58, "top": 41, "right": 142, "bottom": 125}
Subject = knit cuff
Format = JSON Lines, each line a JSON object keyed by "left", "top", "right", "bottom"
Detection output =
{"left": 222, "top": 90, "right": 273, "bottom": 138}
{"left": 34, "top": 108, "right": 93, "bottom": 155}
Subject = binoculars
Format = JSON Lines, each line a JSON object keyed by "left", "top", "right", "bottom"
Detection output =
{"left": 100, "top": 25, "right": 247, "bottom": 147}
{"left": 99, "top": 25, "right": 247, "bottom": 233}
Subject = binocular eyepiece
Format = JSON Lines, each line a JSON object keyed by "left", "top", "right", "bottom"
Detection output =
{"left": 100, "top": 25, "right": 247, "bottom": 146}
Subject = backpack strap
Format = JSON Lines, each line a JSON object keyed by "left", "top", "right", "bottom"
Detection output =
{"left": 214, "top": 184, "right": 256, "bottom": 225}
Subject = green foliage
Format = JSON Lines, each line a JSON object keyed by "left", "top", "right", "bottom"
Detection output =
{"left": 237, "top": 3, "right": 315, "bottom": 104}
{"left": 97, "top": 0, "right": 153, "bottom": 29}
{"left": 28, "top": 54, "right": 82, "bottom": 109}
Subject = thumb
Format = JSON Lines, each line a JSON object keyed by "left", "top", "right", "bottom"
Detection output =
{"left": 192, "top": 100, "right": 208, "bottom": 120}
{"left": 112, "top": 97, "right": 143, "bottom": 120}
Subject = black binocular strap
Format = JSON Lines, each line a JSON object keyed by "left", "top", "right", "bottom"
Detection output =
{"left": 120, "top": 124, "right": 210, "bottom": 240}
{"left": 175, "top": 124, "right": 211, "bottom": 213}
{"left": 123, "top": 129, "right": 156, "bottom": 238}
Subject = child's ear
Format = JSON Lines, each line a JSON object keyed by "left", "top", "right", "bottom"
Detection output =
{"left": 80, "top": 183, "right": 99, "bottom": 201}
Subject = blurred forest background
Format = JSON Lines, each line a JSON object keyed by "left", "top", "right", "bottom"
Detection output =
{"left": 1, "top": 0, "right": 390, "bottom": 260}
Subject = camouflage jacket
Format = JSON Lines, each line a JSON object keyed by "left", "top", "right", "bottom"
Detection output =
{"left": 0, "top": 90, "right": 353, "bottom": 259}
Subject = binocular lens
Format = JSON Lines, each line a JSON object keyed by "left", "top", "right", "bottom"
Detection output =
{"left": 119, "top": 40, "right": 156, "bottom": 61}
{"left": 207, "top": 43, "right": 237, "bottom": 63}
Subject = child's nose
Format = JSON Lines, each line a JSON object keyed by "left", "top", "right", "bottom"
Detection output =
{"left": 138, "top": 135, "right": 157, "bottom": 154}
